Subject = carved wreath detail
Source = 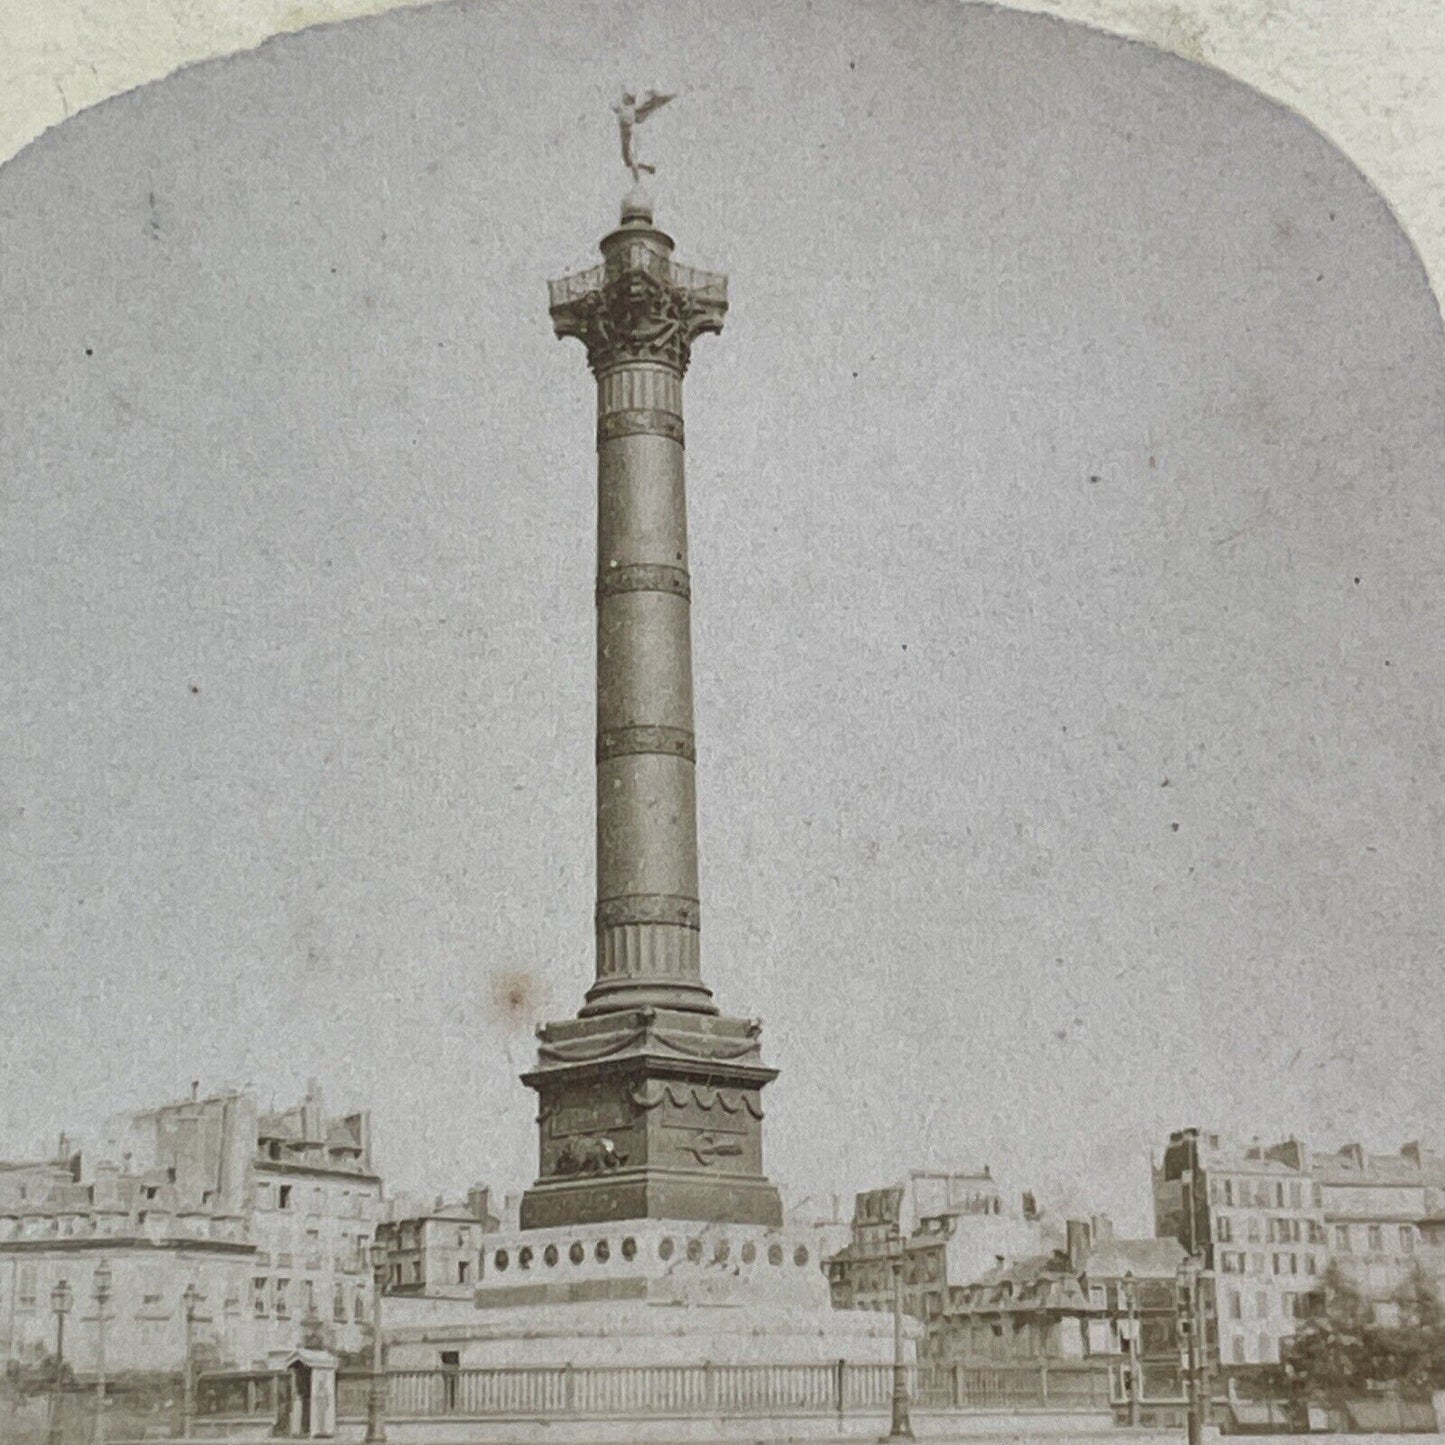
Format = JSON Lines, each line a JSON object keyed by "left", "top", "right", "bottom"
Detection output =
{"left": 567, "top": 277, "right": 720, "bottom": 376}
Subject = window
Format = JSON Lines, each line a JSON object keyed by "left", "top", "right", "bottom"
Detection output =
{"left": 1272, "top": 1254, "right": 1285, "bottom": 1276}
{"left": 1401, "top": 1227, "right": 1415, "bottom": 1253}
{"left": 142, "top": 1269, "right": 163, "bottom": 1307}
{"left": 1256, "top": 1291, "right": 1269, "bottom": 1319}
{"left": 1223, "top": 1179, "right": 1235, "bottom": 1207}
{"left": 278, "top": 1185, "right": 293, "bottom": 1211}
{"left": 1247, "top": 1217, "right": 1262, "bottom": 1244}
{"left": 457, "top": 1260, "right": 471, "bottom": 1285}
{"left": 1232, "top": 1335, "right": 1246, "bottom": 1364}
{"left": 1368, "top": 1226, "right": 1383, "bottom": 1253}
{"left": 1289, "top": 1182, "right": 1302, "bottom": 1208}
{"left": 1251, "top": 1252, "right": 1266, "bottom": 1274}
{"left": 1305, "top": 1255, "right": 1317, "bottom": 1276}
{"left": 1335, "top": 1225, "right": 1351, "bottom": 1252}
{"left": 1229, "top": 1291, "right": 1242, "bottom": 1321}
{"left": 1217, "top": 1216, "right": 1233, "bottom": 1243}
{"left": 18, "top": 1266, "right": 36, "bottom": 1308}
{"left": 1258, "top": 1333, "right": 1273, "bottom": 1363}
{"left": 275, "top": 1279, "right": 290, "bottom": 1318}
{"left": 353, "top": 1290, "right": 366, "bottom": 1323}
{"left": 333, "top": 1284, "right": 347, "bottom": 1322}
{"left": 1274, "top": 1183, "right": 1285, "bottom": 1208}
{"left": 252, "top": 1278, "right": 268, "bottom": 1317}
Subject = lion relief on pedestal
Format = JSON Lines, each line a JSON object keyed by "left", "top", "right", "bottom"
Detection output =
{"left": 554, "top": 1136, "right": 629, "bottom": 1175}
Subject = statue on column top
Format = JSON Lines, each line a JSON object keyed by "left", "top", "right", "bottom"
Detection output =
{"left": 613, "top": 90, "right": 675, "bottom": 183}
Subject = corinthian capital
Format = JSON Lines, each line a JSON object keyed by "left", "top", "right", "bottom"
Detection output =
{"left": 549, "top": 238, "right": 727, "bottom": 376}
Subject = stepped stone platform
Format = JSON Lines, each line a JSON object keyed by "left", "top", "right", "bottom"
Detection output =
{"left": 383, "top": 1218, "right": 903, "bottom": 1370}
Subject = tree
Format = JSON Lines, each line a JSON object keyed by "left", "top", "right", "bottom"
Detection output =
{"left": 1371, "top": 1263, "right": 1445, "bottom": 1392}
{"left": 1283, "top": 1262, "right": 1375, "bottom": 1404}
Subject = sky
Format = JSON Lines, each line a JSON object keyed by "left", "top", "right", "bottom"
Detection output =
{"left": 1, "top": 0, "right": 1443, "bottom": 1238}
{"left": 3, "top": 1, "right": 1444, "bottom": 311}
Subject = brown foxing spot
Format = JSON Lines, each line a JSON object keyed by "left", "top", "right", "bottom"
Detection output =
{"left": 489, "top": 969, "right": 546, "bottom": 1029}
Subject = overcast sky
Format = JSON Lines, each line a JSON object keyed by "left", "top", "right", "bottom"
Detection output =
{"left": 2, "top": 0, "right": 1442, "bottom": 1234}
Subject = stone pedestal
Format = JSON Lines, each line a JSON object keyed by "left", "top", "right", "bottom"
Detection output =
{"left": 520, "top": 1007, "right": 782, "bottom": 1229}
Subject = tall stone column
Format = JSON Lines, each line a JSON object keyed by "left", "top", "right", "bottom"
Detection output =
{"left": 519, "top": 192, "right": 783, "bottom": 1231}
{"left": 550, "top": 191, "right": 726, "bottom": 1018}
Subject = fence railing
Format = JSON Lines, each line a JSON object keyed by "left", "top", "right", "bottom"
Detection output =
{"left": 200, "top": 1360, "right": 1113, "bottom": 1423}
{"left": 916, "top": 1363, "right": 1112, "bottom": 1410}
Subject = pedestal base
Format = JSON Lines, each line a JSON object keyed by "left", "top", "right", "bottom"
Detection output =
{"left": 520, "top": 1007, "right": 783, "bottom": 1230}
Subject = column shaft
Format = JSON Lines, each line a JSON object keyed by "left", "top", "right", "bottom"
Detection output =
{"left": 585, "top": 361, "right": 713, "bottom": 1015}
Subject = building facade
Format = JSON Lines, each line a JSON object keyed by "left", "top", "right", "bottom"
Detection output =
{"left": 1154, "top": 1130, "right": 1324, "bottom": 1367}
{"left": 378, "top": 1188, "right": 498, "bottom": 1298}
{"left": 1311, "top": 1141, "right": 1445, "bottom": 1314}
{"left": 825, "top": 1170, "right": 1050, "bottom": 1327}
{"left": 0, "top": 1083, "right": 383, "bottom": 1375}
{"left": 1156, "top": 1128, "right": 1445, "bottom": 1364}
{"left": 934, "top": 1218, "right": 1188, "bottom": 1376}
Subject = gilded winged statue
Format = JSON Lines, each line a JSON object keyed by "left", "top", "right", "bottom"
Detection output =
{"left": 613, "top": 90, "right": 675, "bottom": 182}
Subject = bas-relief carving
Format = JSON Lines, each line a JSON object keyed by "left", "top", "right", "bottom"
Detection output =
{"left": 553, "top": 1137, "right": 628, "bottom": 1174}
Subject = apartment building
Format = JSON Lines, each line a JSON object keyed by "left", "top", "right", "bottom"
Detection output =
{"left": 0, "top": 1082, "right": 383, "bottom": 1374}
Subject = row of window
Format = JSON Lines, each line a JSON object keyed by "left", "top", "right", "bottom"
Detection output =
{"left": 1228, "top": 1331, "right": 1283, "bottom": 1365}
{"left": 250, "top": 1275, "right": 367, "bottom": 1323}
{"left": 388, "top": 1257, "right": 473, "bottom": 1286}
{"left": 1215, "top": 1215, "right": 1326, "bottom": 1245}
{"left": 253, "top": 1180, "right": 377, "bottom": 1218}
{"left": 1335, "top": 1223, "right": 1415, "bottom": 1255}
{"left": 1212, "top": 1177, "right": 1323, "bottom": 1211}
{"left": 1217, "top": 1250, "right": 1320, "bottom": 1277}
{"left": 1224, "top": 1288, "right": 1322, "bottom": 1321}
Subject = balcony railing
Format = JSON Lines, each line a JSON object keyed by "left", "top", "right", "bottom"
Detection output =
{"left": 549, "top": 252, "right": 726, "bottom": 311}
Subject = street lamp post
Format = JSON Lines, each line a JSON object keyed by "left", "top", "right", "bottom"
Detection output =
{"left": 92, "top": 1261, "right": 113, "bottom": 1445}
{"left": 880, "top": 1226, "right": 913, "bottom": 1442}
{"left": 47, "top": 1278, "right": 74, "bottom": 1445}
{"left": 1123, "top": 1269, "right": 1141, "bottom": 1428}
{"left": 365, "top": 1239, "right": 388, "bottom": 1444}
{"left": 180, "top": 1283, "right": 201, "bottom": 1439}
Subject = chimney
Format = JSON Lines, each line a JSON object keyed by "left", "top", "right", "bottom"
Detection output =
{"left": 1066, "top": 1219, "right": 1092, "bottom": 1273}
{"left": 468, "top": 1185, "right": 493, "bottom": 1227}
{"left": 190, "top": 1080, "right": 200, "bottom": 1102}
{"left": 1266, "top": 1138, "right": 1309, "bottom": 1172}
{"left": 1022, "top": 1191, "right": 1039, "bottom": 1222}
{"left": 1340, "top": 1143, "right": 1365, "bottom": 1171}
{"left": 1090, "top": 1214, "right": 1114, "bottom": 1245}
{"left": 1402, "top": 1142, "right": 1424, "bottom": 1169}
{"left": 302, "top": 1080, "right": 324, "bottom": 1143}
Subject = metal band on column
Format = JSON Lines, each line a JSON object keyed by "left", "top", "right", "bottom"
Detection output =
{"left": 597, "top": 725, "right": 696, "bottom": 764}
{"left": 598, "top": 410, "right": 684, "bottom": 446}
